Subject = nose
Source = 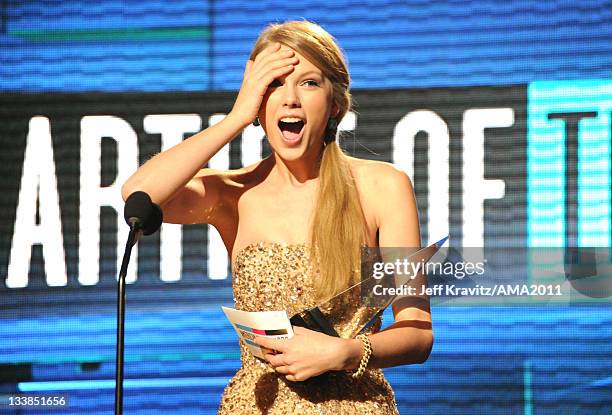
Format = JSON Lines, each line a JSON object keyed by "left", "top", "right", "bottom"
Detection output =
{"left": 282, "top": 83, "right": 300, "bottom": 108}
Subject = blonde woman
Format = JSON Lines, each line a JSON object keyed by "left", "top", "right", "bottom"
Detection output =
{"left": 122, "top": 20, "right": 432, "bottom": 415}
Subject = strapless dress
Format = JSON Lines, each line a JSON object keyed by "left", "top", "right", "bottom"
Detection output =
{"left": 217, "top": 242, "right": 399, "bottom": 414}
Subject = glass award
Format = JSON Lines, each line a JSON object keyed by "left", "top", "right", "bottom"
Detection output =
{"left": 289, "top": 236, "right": 448, "bottom": 338}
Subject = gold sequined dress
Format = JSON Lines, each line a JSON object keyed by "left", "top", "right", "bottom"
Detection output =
{"left": 218, "top": 242, "right": 399, "bottom": 415}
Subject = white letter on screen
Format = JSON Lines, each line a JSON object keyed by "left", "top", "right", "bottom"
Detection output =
{"left": 241, "top": 122, "right": 266, "bottom": 167}
{"left": 79, "top": 116, "right": 138, "bottom": 285}
{"left": 6, "top": 117, "right": 67, "bottom": 288}
{"left": 337, "top": 111, "right": 357, "bottom": 146}
{"left": 144, "top": 114, "right": 202, "bottom": 282}
{"left": 462, "top": 108, "right": 514, "bottom": 247}
{"left": 207, "top": 114, "right": 230, "bottom": 280}
{"left": 392, "top": 110, "right": 450, "bottom": 245}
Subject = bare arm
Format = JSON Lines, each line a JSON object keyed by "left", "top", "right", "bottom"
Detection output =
{"left": 120, "top": 116, "right": 244, "bottom": 223}
{"left": 121, "top": 115, "right": 244, "bottom": 206}
{"left": 121, "top": 42, "right": 299, "bottom": 224}
{"left": 344, "top": 164, "right": 433, "bottom": 370}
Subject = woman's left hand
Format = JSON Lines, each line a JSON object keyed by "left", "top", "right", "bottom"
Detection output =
{"left": 254, "top": 326, "right": 355, "bottom": 382}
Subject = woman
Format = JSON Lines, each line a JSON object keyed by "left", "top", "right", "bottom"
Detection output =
{"left": 122, "top": 20, "right": 432, "bottom": 415}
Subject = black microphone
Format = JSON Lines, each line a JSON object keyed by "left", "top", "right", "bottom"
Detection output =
{"left": 123, "top": 191, "right": 163, "bottom": 235}
{"left": 115, "top": 190, "right": 162, "bottom": 415}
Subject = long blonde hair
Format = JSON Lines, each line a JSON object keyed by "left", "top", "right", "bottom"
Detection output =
{"left": 250, "top": 20, "right": 366, "bottom": 301}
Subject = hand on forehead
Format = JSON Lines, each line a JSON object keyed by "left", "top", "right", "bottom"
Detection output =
{"left": 280, "top": 48, "right": 323, "bottom": 78}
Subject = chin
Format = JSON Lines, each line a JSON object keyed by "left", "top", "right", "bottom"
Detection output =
{"left": 270, "top": 141, "right": 309, "bottom": 161}
{"left": 267, "top": 128, "right": 313, "bottom": 159}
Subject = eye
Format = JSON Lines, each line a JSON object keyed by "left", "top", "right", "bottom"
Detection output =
{"left": 303, "top": 79, "right": 319, "bottom": 87}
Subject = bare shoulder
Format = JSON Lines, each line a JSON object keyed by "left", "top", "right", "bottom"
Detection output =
{"left": 201, "top": 158, "right": 266, "bottom": 189}
{"left": 346, "top": 156, "right": 413, "bottom": 192}
{"left": 346, "top": 156, "right": 417, "bottom": 233}
{"left": 162, "top": 160, "right": 266, "bottom": 225}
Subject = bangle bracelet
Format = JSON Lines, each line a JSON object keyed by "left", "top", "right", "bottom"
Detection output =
{"left": 351, "top": 334, "right": 372, "bottom": 379}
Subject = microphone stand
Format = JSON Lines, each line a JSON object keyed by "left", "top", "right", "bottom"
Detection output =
{"left": 115, "top": 223, "right": 142, "bottom": 415}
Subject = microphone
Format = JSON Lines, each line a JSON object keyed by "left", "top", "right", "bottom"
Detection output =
{"left": 123, "top": 191, "right": 163, "bottom": 235}
{"left": 115, "top": 190, "right": 162, "bottom": 415}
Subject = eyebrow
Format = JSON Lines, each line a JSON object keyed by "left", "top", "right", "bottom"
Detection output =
{"left": 276, "top": 69, "right": 324, "bottom": 83}
{"left": 295, "top": 70, "right": 324, "bottom": 78}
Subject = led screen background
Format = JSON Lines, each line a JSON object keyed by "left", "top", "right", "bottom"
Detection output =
{"left": 1, "top": 1, "right": 611, "bottom": 414}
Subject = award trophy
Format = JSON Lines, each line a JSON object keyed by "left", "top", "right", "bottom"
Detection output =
{"left": 290, "top": 236, "right": 448, "bottom": 338}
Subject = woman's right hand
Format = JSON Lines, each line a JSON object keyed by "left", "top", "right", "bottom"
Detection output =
{"left": 228, "top": 42, "right": 299, "bottom": 128}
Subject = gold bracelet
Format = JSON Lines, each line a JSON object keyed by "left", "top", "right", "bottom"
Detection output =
{"left": 351, "top": 334, "right": 372, "bottom": 379}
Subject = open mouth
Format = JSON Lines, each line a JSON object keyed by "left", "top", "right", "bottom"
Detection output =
{"left": 278, "top": 119, "right": 305, "bottom": 142}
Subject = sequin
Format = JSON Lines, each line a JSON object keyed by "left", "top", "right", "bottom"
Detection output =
{"left": 217, "top": 242, "right": 399, "bottom": 415}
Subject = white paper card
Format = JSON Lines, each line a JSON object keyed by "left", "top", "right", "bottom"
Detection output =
{"left": 222, "top": 306, "right": 294, "bottom": 359}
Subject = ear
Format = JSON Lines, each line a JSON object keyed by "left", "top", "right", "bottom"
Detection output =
{"left": 331, "top": 102, "right": 340, "bottom": 119}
